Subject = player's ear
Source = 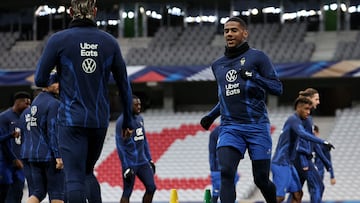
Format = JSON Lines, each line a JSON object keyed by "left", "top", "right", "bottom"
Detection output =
{"left": 243, "top": 29, "right": 249, "bottom": 40}
{"left": 69, "top": 7, "right": 74, "bottom": 17}
{"left": 93, "top": 7, "right": 97, "bottom": 17}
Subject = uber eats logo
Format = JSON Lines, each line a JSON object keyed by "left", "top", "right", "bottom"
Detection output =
{"left": 225, "top": 69, "right": 240, "bottom": 96}
{"left": 80, "top": 42, "right": 98, "bottom": 73}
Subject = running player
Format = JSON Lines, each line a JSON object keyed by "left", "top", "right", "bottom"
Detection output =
{"left": 205, "top": 16, "right": 283, "bottom": 203}
{"left": 271, "top": 96, "right": 334, "bottom": 203}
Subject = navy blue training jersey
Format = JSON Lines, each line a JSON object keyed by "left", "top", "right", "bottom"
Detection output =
{"left": 296, "top": 116, "right": 314, "bottom": 155}
{"left": 0, "top": 108, "right": 21, "bottom": 162}
{"left": 211, "top": 48, "right": 282, "bottom": 125}
{"left": 28, "top": 92, "right": 61, "bottom": 162}
{"left": 272, "top": 113, "right": 326, "bottom": 166}
{"left": 296, "top": 116, "right": 333, "bottom": 172}
{"left": 315, "top": 145, "right": 335, "bottom": 179}
{"left": 19, "top": 107, "right": 31, "bottom": 160}
{"left": 35, "top": 20, "right": 133, "bottom": 129}
{"left": 115, "top": 114, "right": 152, "bottom": 169}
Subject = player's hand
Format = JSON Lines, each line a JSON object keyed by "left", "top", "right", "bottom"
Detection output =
{"left": 123, "top": 168, "right": 134, "bottom": 182}
{"left": 330, "top": 178, "right": 336, "bottom": 185}
{"left": 56, "top": 158, "right": 64, "bottom": 169}
{"left": 200, "top": 115, "right": 214, "bottom": 130}
{"left": 239, "top": 68, "right": 253, "bottom": 80}
{"left": 13, "top": 159, "right": 23, "bottom": 169}
{"left": 323, "top": 141, "right": 335, "bottom": 150}
{"left": 302, "top": 167, "right": 309, "bottom": 171}
{"left": 149, "top": 160, "right": 156, "bottom": 174}
{"left": 122, "top": 128, "right": 133, "bottom": 139}
{"left": 12, "top": 127, "right": 21, "bottom": 138}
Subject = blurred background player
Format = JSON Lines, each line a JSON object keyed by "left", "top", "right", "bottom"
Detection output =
{"left": 19, "top": 88, "right": 42, "bottom": 199}
{"left": 208, "top": 125, "right": 239, "bottom": 203}
{"left": 0, "top": 91, "right": 31, "bottom": 203}
{"left": 291, "top": 88, "right": 334, "bottom": 203}
{"left": 271, "top": 96, "right": 334, "bottom": 203}
{"left": 26, "top": 72, "right": 65, "bottom": 203}
{"left": 34, "top": 0, "right": 134, "bottom": 202}
{"left": 116, "top": 95, "right": 156, "bottom": 203}
{"left": 313, "top": 125, "right": 336, "bottom": 186}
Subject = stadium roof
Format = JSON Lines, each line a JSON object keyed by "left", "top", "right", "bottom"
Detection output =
{"left": 0, "top": 0, "right": 320, "bottom": 12}
{"left": 1, "top": 0, "right": 230, "bottom": 10}
{"left": 3, "top": 0, "right": 360, "bottom": 13}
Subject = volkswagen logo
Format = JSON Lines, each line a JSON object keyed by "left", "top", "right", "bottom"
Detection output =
{"left": 31, "top": 106, "right": 37, "bottom": 116}
{"left": 82, "top": 58, "right": 97, "bottom": 73}
{"left": 226, "top": 69, "right": 238, "bottom": 82}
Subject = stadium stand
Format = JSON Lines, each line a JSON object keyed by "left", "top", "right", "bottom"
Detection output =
{"left": 332, "top": 31, "right": 360, "bottom": 61}
{"left": 0, "top": 22, "right": 319, "bottom": 71}
{"left": 125, "top": 22, "right": 314, "bottom": 66}
{"left": 308, "top": 107, "right": 360, "bottom": 201}
{"left": 5, "top": 22, "right": 360, "bottom": 71}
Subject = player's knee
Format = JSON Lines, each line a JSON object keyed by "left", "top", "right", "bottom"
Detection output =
{"left": 48, "top": 191, "right": 65, "bottom": 202}
{"left": 220, "top": 165, "right": 236, "bottom": 180}
{"left": 293, "top": 191, "right": 303, "bottom": 202}
{"left": 145, "top": 184, "right": 156, "bottom": 194}
{"left": 120, "top": 196, "right": 130, "bottom": 203}
{"left": 253, "top": 173, "right": 269, "bottom": 188}
{"left": 276, "top": 196, "right": 285, "bottom": 203}
{"left": 33, "top": 192, "right": 46, "bottom": 202}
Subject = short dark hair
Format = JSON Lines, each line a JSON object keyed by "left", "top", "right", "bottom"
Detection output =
{"left": 226, "top": 16, "right": 247, "bottom": 29}
{"left": 14, "top": 91, "right": 31, "bottom": 100}
{"left": 132, "top": 94, "right": 139, "bottom": 100}
{"left": 294, "top": 96, "right": 312, "bottom": 110}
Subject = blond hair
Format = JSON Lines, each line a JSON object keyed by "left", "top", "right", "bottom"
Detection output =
{"left": 299, "top": 88, "right": 318, "bottom": 98}
{"left": 71, "top": 0, "right": 96, "bottom": 19}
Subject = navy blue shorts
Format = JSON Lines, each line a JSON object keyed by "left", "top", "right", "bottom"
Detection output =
{"left": 122, "top": 163, "right": 156, "bottom": 198}
{"left": 271, "top": 163, "right": 301, "bottom": 197}
{"left": 30, "top": 159, "right": 65, "bottom": 201}
{"left": 217, "top": 123, "right": 272, "bottom": 160}
{"left": 58, "top": 126, "right": 107, "bottom": 192}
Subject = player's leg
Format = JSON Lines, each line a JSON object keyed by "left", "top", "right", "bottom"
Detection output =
{"left": 0, "top": 183, "right": 9, "bottom": 203}
{"left": 271, "top": 164, "right": 288, "bottom": 203}
{"left": 6, "top": 170, "right": 24, "bottom": 203}
{"left": 120, "top": 167, "right": 136, "bottom": 203}
{"left": 137, "top": 164, "right": 156, "bottom": 203}
{"left": 85, "top": 127, "right": 107, "bottom": 203}
{"left": 287, "top": 154, "right": 306, "bottom": 203}
{"left": 23, "top": 159, "right": 35, "bottom": 197}
{"left": 288, "top": 166, "right": 303, "bottom": 203}
{"left": 58, "top": 126, "right": 87, "bottom": 203}
{"left": 27, "top": 162, "right": 47, "bottom": 203}
{"left": 248, "top": 124, "right": 276, "bottom": 203}
{"left": 0, "top": 162, "right": 12, "bottom": 203}
{"left": 252, "top": 160, "right": 277, "bottom": 203}
{"left": 306, "top": 163, "right": 324, "bottom": 203}
{"left": 217, "top": 146, "right": 241, "bottom": 203}
{"left": 47, "top": 158, "right": 65, "bottom": 203}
